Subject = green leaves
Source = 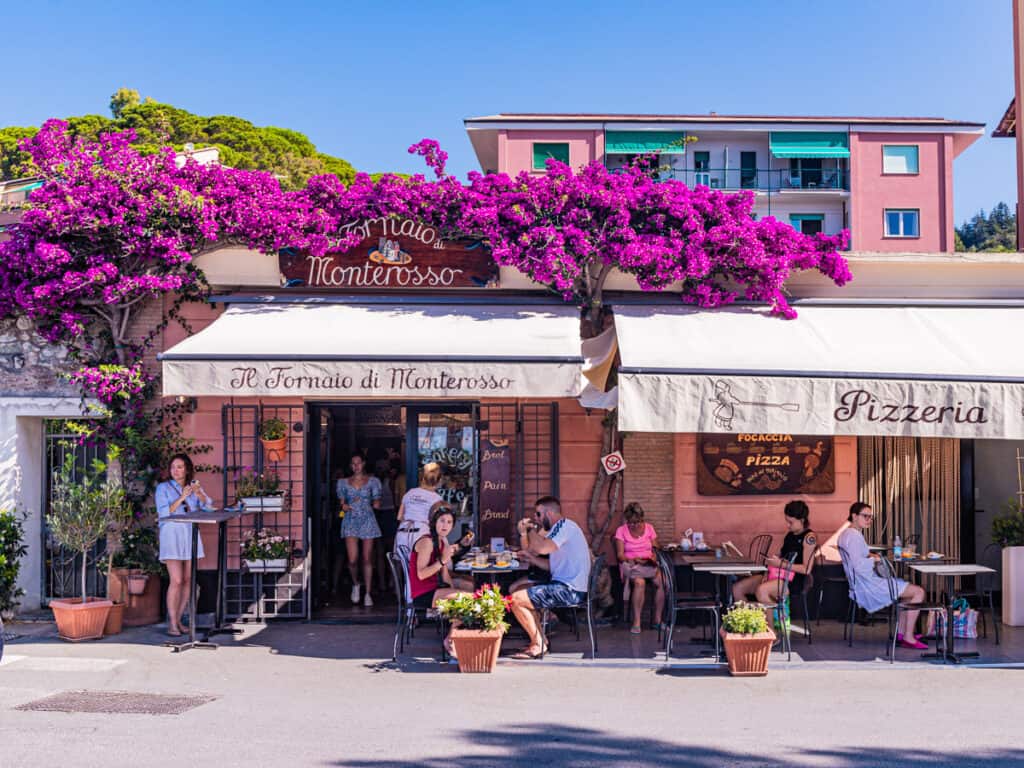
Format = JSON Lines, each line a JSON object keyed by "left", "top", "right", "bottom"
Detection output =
{"left": 993, "top": 498, "right": 1024, "bottom": 548}
{"left": 722, "top": 602, "right": 769, "bottom": 635}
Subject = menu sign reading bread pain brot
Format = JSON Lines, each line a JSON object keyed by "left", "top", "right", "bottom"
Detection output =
{"left": 697, "top": 434, "right": 835, "bottom": 496}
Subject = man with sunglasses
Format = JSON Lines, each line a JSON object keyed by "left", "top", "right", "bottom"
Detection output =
{"left": 508, "top": 496, "right": 591, "bottom": 659}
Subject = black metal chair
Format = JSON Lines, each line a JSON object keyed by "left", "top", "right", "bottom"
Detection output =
{"left": 748, "top": 534, "right": 773, "bottom": 565}
{"left": 953, "top": 542, "right": 1001, "bottom": 644}
{"left": 878, "top": 556, "right": 947, "bottom": 664}
{"left": 815, "top": 550, "right": 849, "bottom": 626}
{"left": 539, "top": 554, "right": 604, "bottom": 660}
{"left": 385, "top": 550, "right": 447, "bottom": 662}
{"left": 756, "top": 552, "right": 798, "bottom": 661}
{"left": 656, "top": 549, "right": 720, "bottom": 661}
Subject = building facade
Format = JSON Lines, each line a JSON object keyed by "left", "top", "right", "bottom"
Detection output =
{"left": 465, "top": 113, "right": 984, "bottom": 252}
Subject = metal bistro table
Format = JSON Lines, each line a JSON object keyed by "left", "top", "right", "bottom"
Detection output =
{"left": 692, "top": 562, "right": 767, "bottom": 609}
{"left": 454, "top": 560, "right": 529, "bottom": 587}
{"left": 164, "top": 506, "right": 246, "bottom": 653}
{"left": 910, "top": 563, "right": 996, "bottom": 664}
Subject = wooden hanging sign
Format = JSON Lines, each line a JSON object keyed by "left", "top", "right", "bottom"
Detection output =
{"left": 279, "top": 217, "right": 498, "bottom": 290}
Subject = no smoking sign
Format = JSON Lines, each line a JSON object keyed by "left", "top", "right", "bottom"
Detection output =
{"left": 601, "top": 451, "right": 626, "bottom": 475}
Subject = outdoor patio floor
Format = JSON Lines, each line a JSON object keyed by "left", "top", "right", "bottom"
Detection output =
{"left": 6, "top": 611, "right": 1024, "bottom": 671}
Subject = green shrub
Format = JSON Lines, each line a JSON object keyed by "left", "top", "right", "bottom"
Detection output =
{"left": 993, "top": 499, "right": 1024, "bottom": 548}
{"left": 722, "top": 602, "right": 769, "bottom": 635}
{"left": 259, "top": 417, "right": 287, "bottom": 441}
{"left": 0, "top": 508, "right": 28, "bottom": 613}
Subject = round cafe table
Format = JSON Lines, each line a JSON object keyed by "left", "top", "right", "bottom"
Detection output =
{"left": 454, "top": 560, "right": 529, "bottom": 588}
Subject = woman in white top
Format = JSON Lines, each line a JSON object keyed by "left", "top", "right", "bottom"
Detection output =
{"left": 394, "top": 462, "right": 444, "bottom": 553}
{"left": 155, "top": 453, "right": 214, "bottom": 637}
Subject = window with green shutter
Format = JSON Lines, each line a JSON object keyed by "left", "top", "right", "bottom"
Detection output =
{"left": 533, "top": 142, "right": 570, "bottom": 171}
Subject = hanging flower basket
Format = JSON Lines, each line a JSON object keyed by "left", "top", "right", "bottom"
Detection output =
{"left": 125, "top": 571, "right": 150, "bottom": 596}
{"left": 261, "top": 437, "right": 288, "bottom": 463}
{"left": 260, "top": 418, "right": 289, "bottom": 463}
{"left": 240, "top": 495, "right": 284, "bottom": 512}
{"left": 244, "top": 558, "right": 288, "bottom": 573}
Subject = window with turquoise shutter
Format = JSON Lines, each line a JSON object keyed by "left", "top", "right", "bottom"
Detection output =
{"left": 533, "top": 143, "right": 570, "bottom": 171}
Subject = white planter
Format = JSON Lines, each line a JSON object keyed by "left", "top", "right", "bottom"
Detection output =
{"left": 240, "top": 495, "right": 284, "bottom": 512}
{"left": 1003, "top": 546, "right": 1024, "bottom": 626}
{"left": 244, "top": 558, "right": 288, "bottom": 573}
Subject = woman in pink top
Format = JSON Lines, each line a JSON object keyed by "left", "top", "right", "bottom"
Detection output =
{"left": 614, "top": 502, "right": 664, "bottom": 634}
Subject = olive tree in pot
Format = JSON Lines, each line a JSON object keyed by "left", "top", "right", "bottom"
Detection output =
{"left": 720, "top": 602, "right": 776, "bottom": 677}
{"left": 994, "top": 499, "right": 1024, "bottom": 626}
{"left": 47, "top": 455, "right": 132, "bottom": 641}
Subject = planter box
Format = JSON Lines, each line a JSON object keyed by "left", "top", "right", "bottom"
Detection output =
{"left": 1003, "top": 546, "right": 1024, "bottom": 626}
{"left": 721, "top": 628, "right": 776, "bottom": 677}
{"left": 244, "top": 558, "right": 288, "bottom": 573}
{"left": 240, "top": 496, "right": 284, "bottom": 513}
{"left": 103, "top": 602, "right": 125, "bottom": 636}
{"left": 108, "top": 569, "right": 161, "bottom": 627}
{"left": 449, "top": 627, "right": 504, "bottom": 673}
{"left": 51, "top": 597, "right": 113, "bottom": 642}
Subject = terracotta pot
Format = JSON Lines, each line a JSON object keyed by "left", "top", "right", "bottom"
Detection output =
{"left": 51, "top": 597, "right": 113, "bottom": 642}
{"left": 126, "top": 572, "right": 150, "bottom": 596}
{"left": 108, "top": 569, "right": 162, "bottom": 627}
{"left": 449, "top": 627, "right": 504, "bottom": 673}
{"left": 720, "top": 628, "right": 776, "bottom": 677}
{"left": 103, "top": 602, "right": 125, "bottom": 636}
{"left": 261, "top": 436, "right": 288, "bottom": 463}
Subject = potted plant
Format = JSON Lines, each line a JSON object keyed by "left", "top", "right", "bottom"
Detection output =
{"left": 993, "top": 498, "right": 1024, "bottom": 626}
{"left": 720, "top": 602, "right": 776, "bottom": 677}
{"left": 241, "top": 528, "right": 290, "bottom": 573}
{"left": 105, "top": 524, "right": 165, "bottom": 627}
{"left": 260, "top": 417, "right": 289, "bottom": 463}
{"left": 47, "top": 455, "right": 131, "bottom": 641}
{"left": 435, "top": 583, "right": 511, "bottom": 673}
{"left": 236, "top": 468, "right": 284, "bottom": 512}
{"left": 0, "top": 508, "right": 28, "bottom": 622}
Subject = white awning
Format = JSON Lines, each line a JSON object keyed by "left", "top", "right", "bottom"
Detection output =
{"left": 160, "top": 301, "right": 584, "bottom": 399}
{"left": 615, "top": 304, "right": 1024, "bottom": 438}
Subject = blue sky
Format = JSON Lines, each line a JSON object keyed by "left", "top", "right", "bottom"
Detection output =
{"left": 3, "top": 0, "right": 1015, "bottom": 223}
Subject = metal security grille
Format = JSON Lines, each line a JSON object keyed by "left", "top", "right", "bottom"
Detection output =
{"left": 222, "top": 404, "right": 308, "bottom": 620}
{"left": 477, "top": 402, "right": 558, "bottom": 520}
{"left": 42, "top": 420, "right": 107, "bottom": 604}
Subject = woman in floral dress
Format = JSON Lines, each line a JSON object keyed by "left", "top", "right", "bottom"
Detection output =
{"left": 337, "top": 453, "right": 381, "bottom": 606}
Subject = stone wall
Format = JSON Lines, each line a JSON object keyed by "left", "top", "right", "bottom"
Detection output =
{"left": 0, "top": 316, "right": 77, "bottom": 398}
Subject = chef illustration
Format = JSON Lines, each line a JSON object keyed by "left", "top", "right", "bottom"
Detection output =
{"left": 710, "top": 380, "right": 741, "bottom": 430}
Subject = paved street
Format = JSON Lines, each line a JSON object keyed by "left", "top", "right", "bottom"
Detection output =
{"left": 3, "top": 621, "right": 1024, "bottom": 768}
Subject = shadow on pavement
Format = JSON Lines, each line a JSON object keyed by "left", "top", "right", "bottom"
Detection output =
{"left": 331, "top": 724, "right": 1024, "bottom": 768}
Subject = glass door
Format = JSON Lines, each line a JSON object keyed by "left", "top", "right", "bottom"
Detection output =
{"left": 406, "top": 405, "right": 477, "bottom": 540}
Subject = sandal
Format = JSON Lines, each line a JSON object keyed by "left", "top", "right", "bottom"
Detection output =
{"left": 166, "top": 627, "right": 182, "bottom": 637}
{"left": 630, "top": 626, "right": 642, "bottom": 635}
{"left": 510, "top": 648, "right": 544, "bottom": 660}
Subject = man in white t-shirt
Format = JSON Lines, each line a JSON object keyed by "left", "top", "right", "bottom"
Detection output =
{"left": 508, "top": 496, "right": 591, "bottom": 659}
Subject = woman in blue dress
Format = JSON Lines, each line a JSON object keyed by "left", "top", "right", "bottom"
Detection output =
{"left": 337, "top": 453, "right": 382, "bottom": 607}
{"left": 155, "top": 453, "right": 214, "bottom": 636}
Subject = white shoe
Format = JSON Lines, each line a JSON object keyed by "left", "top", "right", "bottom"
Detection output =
{"left": 363, "top": 593, "right": 374, "bottom": 608}
{"left": 350, "top": 584, "right": 361, "bottom": 603}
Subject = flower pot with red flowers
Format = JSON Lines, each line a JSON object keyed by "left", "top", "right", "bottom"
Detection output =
{"left": 47, "top": 454, "right": 132, "bottom": 642}
{"left": 435, "top": 584, "right": 511, "bottom": 673}
{"left": 260, "top": 418, "right": 289, "bottom": 464}
{"left": 720, "top": 602, "right": 776, "bottom": 677}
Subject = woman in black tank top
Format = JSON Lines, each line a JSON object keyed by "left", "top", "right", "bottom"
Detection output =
{"left": 732, "top": 500, "right": 817, "bottom": 605}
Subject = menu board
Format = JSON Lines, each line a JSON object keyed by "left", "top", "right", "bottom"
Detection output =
{"left": 697, "top": 434, "right": 835, "bottom": 496}
{"left": 478, "top": 439, "right": 514, "bottom": 543}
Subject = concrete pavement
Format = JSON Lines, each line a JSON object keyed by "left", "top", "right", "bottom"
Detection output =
{"left": 2, "top": 620, "right": 1024, "bottom": 767}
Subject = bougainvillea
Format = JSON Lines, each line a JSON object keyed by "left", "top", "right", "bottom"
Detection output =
{"left": 0, "top": 123, "right": 851, "bottom": 505}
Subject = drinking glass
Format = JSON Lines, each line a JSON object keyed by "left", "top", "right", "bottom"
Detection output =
{"left": 474, "top": 550, "right": 488, "bottom": 568}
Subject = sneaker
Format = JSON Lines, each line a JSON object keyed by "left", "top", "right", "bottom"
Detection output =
{"left": 350, "top": 584, "right": 361, "bottom": 603}
{"left": 363, "top": 593, "right": 374, "bottom": 608}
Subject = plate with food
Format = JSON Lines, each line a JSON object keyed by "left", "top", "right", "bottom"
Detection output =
{"left": 926, "top": 551, "right": 945, "bottom": 560}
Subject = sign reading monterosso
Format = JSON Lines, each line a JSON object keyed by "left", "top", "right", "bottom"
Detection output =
{"left": 616, "top": 374, "right": 1024, "bottom": 439}
{"left": 279, "top": 218, "right": 498, "bottom": 289}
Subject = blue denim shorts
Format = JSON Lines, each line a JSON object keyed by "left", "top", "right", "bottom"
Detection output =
{"left": 527, "top": 581, "right": 585, "bottom": 609}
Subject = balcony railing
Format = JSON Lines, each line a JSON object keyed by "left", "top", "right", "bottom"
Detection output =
{"left": 650, "top": 167, "right": 849, "bottom": 192}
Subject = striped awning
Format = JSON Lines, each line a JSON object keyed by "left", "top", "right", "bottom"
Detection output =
{"left": 769, "top": 132, "right": 850, "bottom": 159}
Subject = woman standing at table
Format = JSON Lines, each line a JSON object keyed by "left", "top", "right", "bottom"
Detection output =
{"left": 614, "top": 503, "right": 664, "bottom": 634}
{"left": 155, "top": 453, "right": 213, "bottom": 637}
{"left": 839, "top": 501, "right": 931, "bottom": 649}
{"left": 338, "top": 453, "right": 382, "bottom": 607}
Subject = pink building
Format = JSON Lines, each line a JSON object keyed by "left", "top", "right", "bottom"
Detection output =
{"left": 465, "top": 114, "right": 984, "bottom": 252}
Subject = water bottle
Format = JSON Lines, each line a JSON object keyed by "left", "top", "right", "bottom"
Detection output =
{"left": 893, "top": 535, "right": 902, "bottom": 560}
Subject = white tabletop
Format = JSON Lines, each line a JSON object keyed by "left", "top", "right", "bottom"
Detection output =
{"left": 909, "top": 563, "right": 995, "bottom": 576}
{"left": 692, "top": 563, "right": 766, "bottom": 574}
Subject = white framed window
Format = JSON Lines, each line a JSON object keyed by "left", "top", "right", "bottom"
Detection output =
{"left": 884, "top": 209, "right": 920, "bottom": 238}
{"left": 882, "top": 145, "right": 919, "bottom": 174}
